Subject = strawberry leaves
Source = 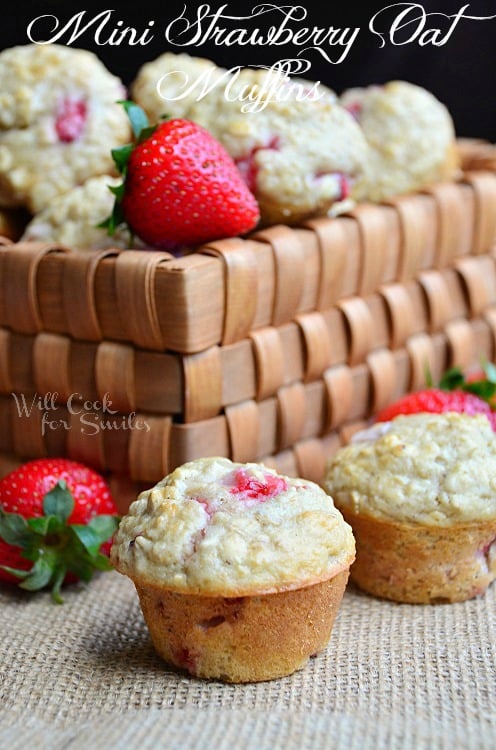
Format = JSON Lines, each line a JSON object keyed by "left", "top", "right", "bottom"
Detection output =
{"left": 111, "top": 101, "right": 156, "bottom": 174}
{"left": 110, "top": 145, "right": 134, "bottom": 177}
{"left": 438, "top": 359, "right": 496, "bottom": 404}
{"left": 99, "top": 101, "right": 154, "bottom": 239}
{"left": 422, "top": 357, "right": 496, "bottom": 404}
{"left": 99, "top": 184, "right": 126, "bottom": 237}
{"left": 44, "top": 479, "right": 74, "bottom": 520}
{"left": 118, "top": 99, "right": 151, "bottom": 139}
{"left": 0, "top": 480, "right": 119, "bottom": 603}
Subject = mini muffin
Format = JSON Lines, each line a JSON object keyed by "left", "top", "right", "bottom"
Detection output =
{"left": 21, "top": 175, "right": 137, "bottom": 249}
{"left": 111, "top": 456, "right": 355, "bottom": 683}
{"left": 340, "top": 80, "right": 461, "bottom": 202}
{"left": 131, "top": 51, "right": 228, "bottom": 124}
{"left": 0, "top": 43, "right": 131, "bottom": 212}
{"left": 323, "top": 413, "right": 496, "bottom": 604}
{"left": 188, "top": 67, "right": 369, "bottom": 226}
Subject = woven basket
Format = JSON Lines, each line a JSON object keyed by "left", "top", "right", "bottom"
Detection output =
{"left": 1, "top": 140, "right": 496, "bottom": 511}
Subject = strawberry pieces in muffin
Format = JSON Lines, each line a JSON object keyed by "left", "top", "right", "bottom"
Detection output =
{"left": 187, "top": 66, "right": 369, "bottom": 226}
{"left": 233, "top": 136, "right": 281, "bottom": 194}
{"left": 228, "top": 468, "right": 288, "bottom": 502}
{"left": 55, "top": 98, "right": 88, "bottom": 142}
{"left": 0, "top": 43, "right": 131, "bottom": 212}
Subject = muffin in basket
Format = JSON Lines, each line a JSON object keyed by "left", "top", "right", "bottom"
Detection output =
{"left": 323, "top": 412, "right": 496, "bottom": 604}
{"left": 0, "top": 43, "right": 131, "bottom": 213}
{"left": 131, "top": 51, "right": 228, "bottom": 123}
{"left": 21, "top": 175, "right": 139, "bottom": 249}
{"left": 340, "top": 80, "right": 460, "bottom": 201}
{"left": 111, "top": 457, "right": 355, "bottom": 683}
{"left": 186, "top": 66, "right": 370, "bottom": 226}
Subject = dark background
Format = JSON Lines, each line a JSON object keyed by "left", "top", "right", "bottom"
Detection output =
{"left": 2, "top": 0, "right": 496, "bottom": 140}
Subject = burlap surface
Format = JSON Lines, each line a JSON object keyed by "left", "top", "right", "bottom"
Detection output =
{"left": 1, "top": 570, "right": 495, "bottom": 749}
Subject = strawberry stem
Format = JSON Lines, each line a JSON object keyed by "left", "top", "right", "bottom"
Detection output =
{"left": 99, "top": 101, "right": 156, "bottom": 243}
{"left": 116, "top": 99, "right": 150, "bottom": 139}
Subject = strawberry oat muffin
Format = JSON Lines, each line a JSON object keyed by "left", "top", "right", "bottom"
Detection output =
{"left": 340, "top": 80, "right": 460, "bottom": 201}
{"left": 21, "top": 175, "right": 139, "bottom": 249}
{"left": 0, "top": 44, "right": 131, "bottom": 213}
{"left": 186, "top": 67, "right": 369, "bottom": 226}
{"left": 131, "top": 51, "right": 228, "bottom": 123}
{"left": 111, "top": 456, "right": 355, "bottom": 683}
{"left": 324, "top": 412, "right": 496, "bottom": 604}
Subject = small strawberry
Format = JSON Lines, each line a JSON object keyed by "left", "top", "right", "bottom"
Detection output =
{"left": 101, "top": 101, "right": 260, "bottom": 250}
{"left": 450, "top": 360, "right": 496, "bottom": 408}
{"left": 0, "top": 458, "right": 119, "bottom": 603}
{"left": 374, "top": 388, "right": 496, "bottom": 428}
{"left": 374, "top": 361, "right": 496, "bottom": 429}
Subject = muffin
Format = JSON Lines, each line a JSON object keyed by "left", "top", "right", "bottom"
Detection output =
{"left": 323, "top": 413, "right": 496, "bottom": 604}
{"left": 0, "top": 43, "right": 131, "bottom": 212}
{"left": 187, "top": 67, "right": 369, "bottom": 226}
{"left": 111, "top": 456, "right": 355, "bottom": 683}
{"left": 21, "top": 175, "right": 137, "bottom": 249}
{"left": 131, "top": 51, "right": 228, "bottom": 123}
{"left": 340, "top": 80, "right": 461, "bottom": 202}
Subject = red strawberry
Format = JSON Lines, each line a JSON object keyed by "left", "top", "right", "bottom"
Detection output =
{"left": 0, "top": 458, "right": 119, "bottom": 603}
{"left": 101, "top": 101, "right": 260, "bottom": 250}
{"left": 374, "top": 387, "right": 496, "bottom": 429}
{"left": 375, "top": 361, "right": 496, "bottom": 428}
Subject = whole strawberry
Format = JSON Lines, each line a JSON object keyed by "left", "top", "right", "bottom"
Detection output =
{"left": 374, "top": 363, "right": 496, "bottom": 430}
{"left": 374, "top": 388, "right": 496, "bottom": 429}
{"left": 102, "top": 101, "right": 260, "bottom": 249}
{"left": 0, "top": 458, "right": 119, "bottom": 603}
{"left": 460, "top": 360, "right": 496, "bottom": 409}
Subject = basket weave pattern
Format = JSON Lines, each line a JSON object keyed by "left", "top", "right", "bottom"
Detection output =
{"left": 1, "top": 146, "right": 496, "bottom": 508}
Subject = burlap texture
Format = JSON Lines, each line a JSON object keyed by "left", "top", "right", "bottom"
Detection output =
{"left": 1, "top": 571, "right": 495, "bottom": 749}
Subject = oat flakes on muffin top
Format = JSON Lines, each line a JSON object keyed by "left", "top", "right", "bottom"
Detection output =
{"left": 187, "top": 67, "right": 369, "bottom": 226}
{"left": 111, "top": 457, "right": 355, "bottom": 595}
{"left": 324, "top": 412, "right": 496, "bottom": 526}
{"left": 0, "top": 43, "right": 131, "bottom": 212}
{"left": 131, "top": 51, "right": 229, "bottom": 124}
{"left": 21, "top": 175, "right": 138, "bottom": 249}
{"left": 340, "top": 80, "right": 460, "bottom": 201}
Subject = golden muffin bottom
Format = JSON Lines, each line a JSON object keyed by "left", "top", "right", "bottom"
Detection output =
{"left": 111, "top": 457, "right": 355, "bottom": 682}
{"left": 135, "top": 569, "right": 350, "bottom": 683}
{"left": 340, "top": 510, "right": 496, "bottom": 604}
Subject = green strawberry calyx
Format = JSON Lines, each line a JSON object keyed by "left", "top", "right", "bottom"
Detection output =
{"left": 99, "top": 100, "right": 158, "bottom": 238}
{"left": 437, "top": 358, "right": 496, "bottom": 403}
{"left": 0, "top": 480, "right": 120, "bottom": 604}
